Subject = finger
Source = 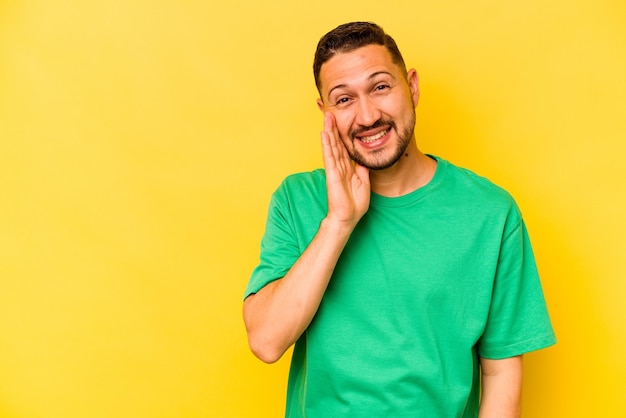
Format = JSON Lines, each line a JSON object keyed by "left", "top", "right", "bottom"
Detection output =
{"left": 324, "top": 113, "right": 345, "bottom": 157}
{"left": 321, "top": 130, "right": 337, "bottom": 171}
{"left": 354, "top": 163, "right": 370, "bottom": 186}
{"left": 323, "top": 112, "right": 334, "bottom": 141}
{"left": 324, "top": 112, "right": 351, "bottom": 170}
{"left": 323, "top": 113, "right": 344, "bottom": 169}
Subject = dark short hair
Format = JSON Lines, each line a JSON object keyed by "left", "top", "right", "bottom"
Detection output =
{"left": 313, "top": 21, "right": 407, "bottom": 92}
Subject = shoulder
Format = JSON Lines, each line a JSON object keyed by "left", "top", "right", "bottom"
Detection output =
{"left": 270, "top": 169, "right": 328, "bottom": 212}
{"left": 279, "top": 169, "right": 326, "bottom": 192}
{"left": 436, "top": 156, "right": 516, "bottom": 207}
{"left": 433, "top": 156, "right": 523, "bottom": 228}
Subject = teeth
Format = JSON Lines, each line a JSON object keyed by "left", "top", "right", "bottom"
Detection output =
{"left": 360, "top": 129, "right": 388, "bottom": 143}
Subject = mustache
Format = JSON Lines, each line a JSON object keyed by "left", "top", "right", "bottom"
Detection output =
{"left": 349, "top": 119, "right": 396, "bottom": 139}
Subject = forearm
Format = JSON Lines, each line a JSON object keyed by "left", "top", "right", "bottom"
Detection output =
{"left": 479, "top": 356, "right": 523, "bottom": 418}
{"left": 243, "top": 218, "right": 354, "bottom": 363}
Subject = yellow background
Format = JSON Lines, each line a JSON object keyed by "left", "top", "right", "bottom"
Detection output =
{"left": 1, "top": 0, "right": 624, "bottom": 416}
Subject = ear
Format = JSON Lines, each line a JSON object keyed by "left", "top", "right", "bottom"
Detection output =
{"left": 407, "top": 69, "right": 420, "bottom": 107}
{"left": 317, "top": 97, "right": 325, "bottom": 112}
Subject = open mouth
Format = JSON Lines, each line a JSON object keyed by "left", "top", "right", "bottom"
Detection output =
{"left": 358, "top": 128, "right": 389, "bottom": 144}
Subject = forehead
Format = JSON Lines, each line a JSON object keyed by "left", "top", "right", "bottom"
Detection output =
{"left": 318, "top": 44, "right": 400, "bottom": 94}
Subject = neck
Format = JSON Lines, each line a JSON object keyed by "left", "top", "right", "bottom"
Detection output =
{"left": 369, "top": 141, "right": 437, "bottom": 197}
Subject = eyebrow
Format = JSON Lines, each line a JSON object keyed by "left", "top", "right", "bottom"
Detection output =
{"left": 327, "top": 71, "right": 395, "bottom": 101}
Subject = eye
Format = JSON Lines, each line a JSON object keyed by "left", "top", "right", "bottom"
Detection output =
{"left": 334, "top": 96, "right": 352, "bottom": 107}
{"left": 374, "top": 84, "right": 390, "bottom": 92}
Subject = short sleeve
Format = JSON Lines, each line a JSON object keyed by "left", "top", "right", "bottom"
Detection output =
{"left": 244, "top": 183, "right": 301, "bottom": 299}
{"left": 477, "top": 215, "right": 556, "bottom": 359}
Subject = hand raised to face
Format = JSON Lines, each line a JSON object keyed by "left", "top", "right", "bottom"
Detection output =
{"left": 321, "top": 112, "right": 371, "bottom": 230}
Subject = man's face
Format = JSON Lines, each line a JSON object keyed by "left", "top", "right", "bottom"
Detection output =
{"left": 317, "top": 44, "right": 420, "bottom": 170}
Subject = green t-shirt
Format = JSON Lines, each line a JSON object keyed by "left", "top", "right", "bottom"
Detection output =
{"left": 245, "top": 156, "right": 556, "bottom": 418}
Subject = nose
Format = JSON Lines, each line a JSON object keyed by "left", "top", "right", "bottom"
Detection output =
{"left": 354, "top": 95, "right": 381, "bottom": 128}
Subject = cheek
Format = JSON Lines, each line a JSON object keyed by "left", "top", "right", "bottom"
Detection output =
{"left": 379, "top": 97, "right": 412, "bottom": 126}
{"left": 378, "top": 95, "right": 404, "bottom": 114}
{"left": 331, "top": 111, "right": 354, "bottom": 138}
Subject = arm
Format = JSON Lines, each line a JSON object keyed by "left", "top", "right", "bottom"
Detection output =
{"left": 243, "top": 113, "right": 370, "bottom": 363}
{"left": 478, "top": 356, "right": 523, "bottom": 418}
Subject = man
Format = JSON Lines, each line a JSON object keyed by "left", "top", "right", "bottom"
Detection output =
{"left": 243, "top": 21, "right": 555, "bottom": 417}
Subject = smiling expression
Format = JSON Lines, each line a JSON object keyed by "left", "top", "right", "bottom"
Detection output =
{"left": 317, "top": 44, "right": 420, "bottom": 170}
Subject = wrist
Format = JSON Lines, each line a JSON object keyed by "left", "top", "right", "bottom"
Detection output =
{"left": 320, "top": 216, "right": 357, "bottom": 239}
